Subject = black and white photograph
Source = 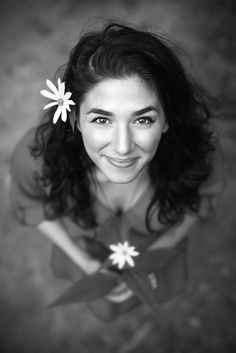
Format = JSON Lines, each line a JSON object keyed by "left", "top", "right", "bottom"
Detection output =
{"left": 0, "top": 0, "right": 235, "bottom": 352}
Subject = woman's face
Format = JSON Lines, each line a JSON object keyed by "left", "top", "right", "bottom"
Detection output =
{"left": 78, "top": 75, "right": 168, "bottom": 184}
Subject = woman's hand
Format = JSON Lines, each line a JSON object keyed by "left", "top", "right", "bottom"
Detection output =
{"left": 84, "top": 258, "right": 103, "bottom": 275}
{"left": 105, "top": 281, "right": 133, "bottom": 303}
{"left": 95, "top": 267, "right": 133, "bottom": 303}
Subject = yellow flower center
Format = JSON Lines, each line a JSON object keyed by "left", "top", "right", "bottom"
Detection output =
{"left": 57, "top": 98, "right": 64, "bottom": 106}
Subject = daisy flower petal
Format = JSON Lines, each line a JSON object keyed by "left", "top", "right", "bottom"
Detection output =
{"left": 129, "top": 249, "right": 139, "bottom": 256}
{"left": 126, "top": 256, "right": 135, "bottom": 267}
{"left": 53, "top": 106, "right": 62, "bottom": 124}
{"left": 117, "top": 257, "right": 126, "bottom": 269}
{"left": 43, "top": 101, "right": 58, "bottom": 110}
{"left": 109, "top": 253, "right": 119, "bottom": 261}
{"left": 110, "top": 244, "right": 120, "bottom": 252}
{"left": 63, "top": 101, "right": 71, "bottom": 111}
{"left": 61, "top": 107, "right": 67, "bottom": 122}
{"left": 64, "top": 92, "right": 72, "bottom": 100}
{"left": 123, "top": 241, "right": 129, "bottom": 248}
{"left": 58, "top": 79, "right": 65, "bottom": 96}
{"left": 67, "top": 100, "right": 76, "bottom": 106}
{"left": 111, "top": 256, "right": 122, "bottom": 264}
{"left": 40, "top": 89, "right": 57, "bottom": 100}
{"left": 129, "top": 246, "right": 135, "bottom": 251}
{"left": 46, "top": 79, "right": 59, "bottom": 96}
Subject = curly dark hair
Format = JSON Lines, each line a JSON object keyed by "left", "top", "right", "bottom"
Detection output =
{"left": 31, "top": 22, "right": 216, "bottom": 231}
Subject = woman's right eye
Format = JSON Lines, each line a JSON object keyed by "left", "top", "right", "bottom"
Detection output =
{"left": 91, "top": 117, "right": 110, "bottom": 125}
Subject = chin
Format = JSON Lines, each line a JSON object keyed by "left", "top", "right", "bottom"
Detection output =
{"left": 104, "top": 170, "right": 143, "bottom": 184}
{"left": 109, "top": 177, "right": 136, "bottom": 184}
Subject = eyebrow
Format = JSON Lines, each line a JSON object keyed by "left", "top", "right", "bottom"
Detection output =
{"left": 87, "top": 106, "right": 159, "bottom": 117}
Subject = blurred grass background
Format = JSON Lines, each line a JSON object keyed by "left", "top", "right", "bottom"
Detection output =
{"left": 0, "top": 0, "right": 235, "bottom": 352}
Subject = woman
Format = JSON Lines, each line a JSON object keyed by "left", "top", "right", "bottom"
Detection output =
{"left": 10, "top": 23, "right": 224, "bottom": 322}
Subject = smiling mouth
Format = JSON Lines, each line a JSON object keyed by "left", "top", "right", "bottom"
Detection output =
{"left": 105, "top": 156, "right": 138, "bottom": 168}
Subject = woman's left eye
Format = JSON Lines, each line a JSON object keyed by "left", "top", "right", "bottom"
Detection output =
{"left": 135, "top": 117, "right": 155, "bottom": 125}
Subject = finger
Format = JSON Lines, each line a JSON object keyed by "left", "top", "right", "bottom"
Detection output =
{"left": 148, "top": 273, "right": 158, "bottom": 289}
{"left": 109, "top": 282, "right": 127, "bottom": 295}
{"left": 106, "top": 289, "right": 134, "bottom": 303}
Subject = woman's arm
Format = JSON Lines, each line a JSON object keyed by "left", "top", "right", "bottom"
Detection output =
{"left": 148, "top": 213, "right": 198, "bottom": 250}
{"left": 37, "top": 219, "right": 101, "bottom": 275}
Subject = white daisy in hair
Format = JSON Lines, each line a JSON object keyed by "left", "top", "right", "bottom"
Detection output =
{"left": 40, "top": 78, "right": 75, "bottom": 124}
{"left": 109, "top": 241, "right": 139, "bottom": 270}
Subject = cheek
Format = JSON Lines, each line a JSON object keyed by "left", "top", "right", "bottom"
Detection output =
{"left": 136, "top": 129, "right": 163, "bottom": 155}
{"left": 81, "top": 128, "right": 109, "bottom": 153}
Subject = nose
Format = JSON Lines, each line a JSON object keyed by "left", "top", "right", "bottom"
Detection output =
{"left": 113, "top": 124, "right": 134, "bottom": 155}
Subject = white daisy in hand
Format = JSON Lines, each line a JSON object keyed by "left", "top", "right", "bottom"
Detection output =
{"left": 109, "top": 241, "right": 139, "bottom": 270}
{"left": 40, "top": 78, "right": 75, "bottom": 124}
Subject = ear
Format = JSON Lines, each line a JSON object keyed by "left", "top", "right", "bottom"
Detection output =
{"left": 69, "top": 109, "right": 79, "bottom": 132}
{"left": 162, "top": 121, "right": 169, "bottom": 133}
{"left": 75, "top": 110, "right": 81, "bottom": 132}
{"left": 76, "top": 120, "right": 81, "bottom": 132}
{"left": 76, "top": 121, "right": 81, "bottom": 132}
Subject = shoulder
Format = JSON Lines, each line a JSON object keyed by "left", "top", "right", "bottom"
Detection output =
{"left": 12, "top": 126, "right": 37, "bottom": 158}
{"left": 204, "top": 130, "right": 225, "bottom": 189}
{"left": 10, "top": 126, "right": 43, "bottom": 179}
{"left": 197, "top": 129, "right": 225, "bottom": 217}
{"left": 9, "top": 127, "right": 48, "bottom": 226}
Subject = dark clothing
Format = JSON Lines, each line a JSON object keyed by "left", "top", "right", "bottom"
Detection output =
{"left": 9, "top": 127, "right": 225, "bottom": 320}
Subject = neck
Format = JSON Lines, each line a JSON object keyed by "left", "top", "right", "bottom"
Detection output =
{"left": 94, "top": 165, "right": 150, "bottom": 186}
{"left": 91, "top": 168, "right": 151, "bottom": 212}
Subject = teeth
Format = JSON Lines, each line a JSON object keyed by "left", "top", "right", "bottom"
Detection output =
{"left": 106, "top": 157, "right": 136, "bottom": 168}
{"left": 113, "top": 159, "right": 132, "bottom": 163}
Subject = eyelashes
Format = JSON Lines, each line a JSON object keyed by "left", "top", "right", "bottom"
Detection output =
{"left": 91, "top": 117, "right": 110, "bottom": 125}
{"left": 135, "top": 117, "right": 155, "bottom": 125}
{"left": 91, "top": 116, "right": 155, "bottom": 125}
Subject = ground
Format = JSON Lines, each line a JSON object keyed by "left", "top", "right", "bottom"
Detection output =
{"left": 0, "top": 0, "right": 236, "bottom": 352}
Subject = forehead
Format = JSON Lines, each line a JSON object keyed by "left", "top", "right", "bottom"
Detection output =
{"left": 81, "top": 75, "right": 160, "bottom": 110}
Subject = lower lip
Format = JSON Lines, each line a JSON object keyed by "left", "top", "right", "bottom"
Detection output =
{"left": 105, "top": 157, "right": 138, "bottom": 169}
